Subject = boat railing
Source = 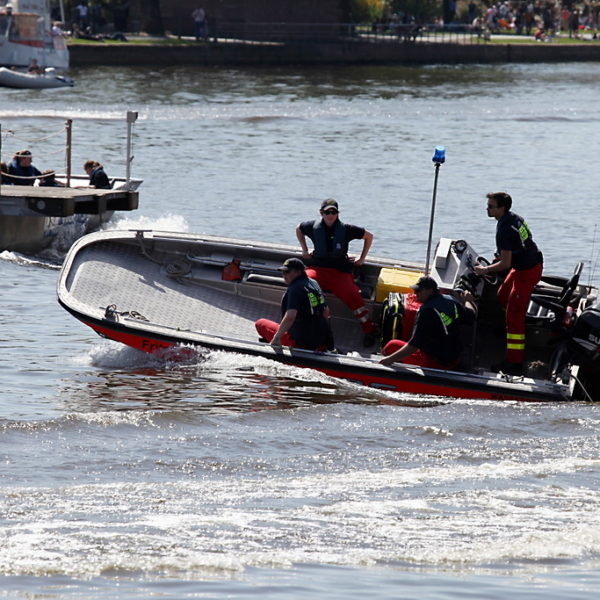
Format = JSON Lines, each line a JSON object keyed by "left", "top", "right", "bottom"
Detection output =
{"left": 0, "top": 112, "right": 138, "bottom": 192}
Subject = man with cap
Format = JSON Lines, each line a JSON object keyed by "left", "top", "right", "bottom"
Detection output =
{"left": 255, "top": 257, "right": 333, "bottom": 351}
{"left": 296, "top": 198, "right": 378, "bottom": 346}
{"left": 379, "top": 276, "right": 477, "bottom": 369}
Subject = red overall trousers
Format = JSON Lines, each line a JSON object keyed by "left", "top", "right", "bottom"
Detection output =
{"left": 382, "top": 340, "right": 460, "bottom": 370}
{"left": 254, "top": 319, "right": 327, "bottom": 351}
{"left": 497, "top": 262, "right": 543, "bottom": 363}
{"left": 305, "top": 266, "right": 375, "bottom": 333}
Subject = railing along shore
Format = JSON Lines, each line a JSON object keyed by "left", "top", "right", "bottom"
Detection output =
{"left": 194, "top": 22, "right": 485, "bottom": 45}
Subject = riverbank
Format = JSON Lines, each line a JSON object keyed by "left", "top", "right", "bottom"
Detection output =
{"left": 68, "top": 38, "right": 600, "bottom": 66}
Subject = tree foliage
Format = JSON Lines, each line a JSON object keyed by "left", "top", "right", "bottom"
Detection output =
{"left": 388, "top": 0, "right": 441, "bottom": 22}
{"left": 350, "top": 0, "right": 388, "bottom": 22}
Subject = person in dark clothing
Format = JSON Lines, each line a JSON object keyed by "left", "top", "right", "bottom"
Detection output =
{"left": 296, "top": 198, "right": 379, "bottom": 346}
{"left": 380, "top": 276, "right": 477, "bottom": 370}
{"left": 83, "top": 160, "right": 111, "bottom": 189}
{"left": 0, "top": 161, "right": 11, "bottom": 184}
{"left": 38, "top": 169, "right": 64, "bottom": 187}
{"left": 7, "top": 150, "right": 41, "bottom": 185}
{"left": 474, "top": 192, "right": 543, "bottom": 375}
{"left": 255, "top": 257, "right": 333, "bottom": 351}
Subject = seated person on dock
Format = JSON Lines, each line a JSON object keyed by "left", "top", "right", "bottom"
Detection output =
{"left": 296, "top": 198, "right": 379, "bottom": 346}
{"left": 0, "top": 161, "right": 11, "bottom": 184}
{"left": 7, "top": 150, "right": 42, "bottom": 186}
{"left": 38, "top": 169, "right": 64, "bottom": 187}
{"left": 83, "top": 160, "right": 111, "bottom": 189}
{"left": 379, "top": 276, "right": 477, "bottom": 370}
{"left": 255, "top": 258, "right": 334, "bottom": 351}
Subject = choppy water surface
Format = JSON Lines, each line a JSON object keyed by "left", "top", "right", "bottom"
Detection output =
{"left": 1, "top": 63, "right": 599, "bottom": 599}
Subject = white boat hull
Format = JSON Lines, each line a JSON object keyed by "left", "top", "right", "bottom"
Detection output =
{"left": 0, "top": 67, "right": 73, "bottom": 88}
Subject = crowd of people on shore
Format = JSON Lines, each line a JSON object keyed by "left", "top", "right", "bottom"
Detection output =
{"left": 377, "top": 1, "right": 600, "bottom": 40}
{"left": 478, "top": 1, "right": 600, "bottom": 38}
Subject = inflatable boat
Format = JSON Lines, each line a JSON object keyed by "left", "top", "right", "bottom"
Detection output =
{"left": 57, "top": 230, "right": 600, "bottom": 402}
{"left": 0, "top": 67, "right": 73, "bottom": 89}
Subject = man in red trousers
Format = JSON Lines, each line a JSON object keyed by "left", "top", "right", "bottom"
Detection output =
{"left": 296, "top": 198, "right": 379, "bottom": 346}
{"left": 474, "top": 192, "right": 543, "bottom": 375}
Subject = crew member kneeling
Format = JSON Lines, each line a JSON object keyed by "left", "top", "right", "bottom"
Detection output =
{"left": 255, "top": 258, "right": 333, "bottom": 351}
{"left": 379, "top": 276, "right": 476, "bottom": 370}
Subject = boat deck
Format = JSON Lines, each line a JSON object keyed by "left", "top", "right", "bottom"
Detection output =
{"left": 65, "top": 240, "right": 371, "bottom": 355}
{"left": 0, "top": 185, "right": 138, "bottom": 217}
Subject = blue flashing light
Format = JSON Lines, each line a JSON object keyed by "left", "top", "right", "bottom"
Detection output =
{"left": 432, "top": 146, "right": 446, "bottom": 164}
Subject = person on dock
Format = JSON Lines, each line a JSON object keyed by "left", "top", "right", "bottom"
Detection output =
{"left": 83, "top": 160, "right": 111, "bottom": 189}
{"left": 7, "top": 150, "right": 42, "bottom": 186}
{"left": 379, "top": 276, "right": 477, "bottom": 370}
{"left": 192, "top": 7, "right": 207, "bottom": 41}
{"left": 38, "top": 170, "right": 64, "bottom": 187}
{"left": 255, "top": 258, "right": 333, "bottom": 351}
{"left": 473, "top": 192, "right": 543, "bottom": 376}
{"left": 296, "top": 198, "right": 380, "bottom": 347}
{"left": 0, "top": 161, "right": 11, "bottom": 184}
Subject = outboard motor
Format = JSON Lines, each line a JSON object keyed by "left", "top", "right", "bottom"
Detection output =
{"left": 567, "top": 302, "right": 600, "bottom": 400}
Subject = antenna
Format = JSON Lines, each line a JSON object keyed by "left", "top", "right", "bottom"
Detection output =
{"left": 424, "top": 146, "right": 446, "bottom": 276}
{"left": 125, "top": 111, "right": 138, "bottom": 184}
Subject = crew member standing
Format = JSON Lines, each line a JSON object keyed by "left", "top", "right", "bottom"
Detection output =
{"left": 474, "top": 192, "right": 543, "bottom": 375}
{"left": 255, "top": 258, "right": 333, "bottom": 351}
{"left": 296, "top": 198, "right": 379, "bottom": 346}
{"left": 379, "top": 276, "right": 477, "bottom": 370}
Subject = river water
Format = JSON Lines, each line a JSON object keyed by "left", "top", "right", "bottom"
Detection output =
{"left": 1, "top": 63, "right": 599, "bottom": 599}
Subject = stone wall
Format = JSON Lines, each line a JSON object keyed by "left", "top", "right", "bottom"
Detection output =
{"left": 69, "top": 40, "right": 600, "bottom": 67}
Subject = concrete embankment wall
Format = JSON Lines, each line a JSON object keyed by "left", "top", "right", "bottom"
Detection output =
{"left": 69, "top": 41, "right": 600, "bottom": 67}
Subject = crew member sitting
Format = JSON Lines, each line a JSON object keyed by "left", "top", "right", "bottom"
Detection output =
{"left": 38, "top": 169, "right": 64, "bottom": 187}
{"left": 379, "top": 276, "right": 477, "bottom": 370}
{"left": 296, "top": 198, "right": 379, "bottom": 346}
{"left": 27, "top": 58, "right": 44, "bottom": 75}
{"left": 7, "top": 150, "right": 42, "bottom": 186}
{"left": 255, "top": 257, "right": 333, "bottom": 351}
{"left": 83, "top": 160, "right": 111, "bottom": 189}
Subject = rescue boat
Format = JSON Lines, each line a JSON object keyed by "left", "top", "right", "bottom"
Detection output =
{"left": 56, "top": 229, "right": 600, "bottom": 402}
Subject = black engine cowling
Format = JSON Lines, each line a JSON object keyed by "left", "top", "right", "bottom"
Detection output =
{"left": 567, "top": 303, "right": 600, "bottom": 400}
{"left": 570, "top": 303, "right": 600, "bottom": 365}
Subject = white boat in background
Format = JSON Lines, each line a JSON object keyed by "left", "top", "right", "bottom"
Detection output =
{"left": 0, "top": 66, "right": 73, "bottom": 88}
{"left": 0, "top": 0, "right": 69, "bottom": 70}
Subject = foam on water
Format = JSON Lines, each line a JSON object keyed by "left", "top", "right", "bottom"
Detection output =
{"left": 0, "top": 250, "right": 60, "bottom": 270}
{"left": 0, "top": 109, "right": 145, "bottom": 121}
{"left": 103, "top": 213, "right": 189, "bottom": 234}
{"left": 1, "top": 457, "right": 599, "bottom": 579}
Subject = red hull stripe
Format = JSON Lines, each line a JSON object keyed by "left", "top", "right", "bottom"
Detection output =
{"left": 84, "top": 320, "right": 551, "bottom": 402}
